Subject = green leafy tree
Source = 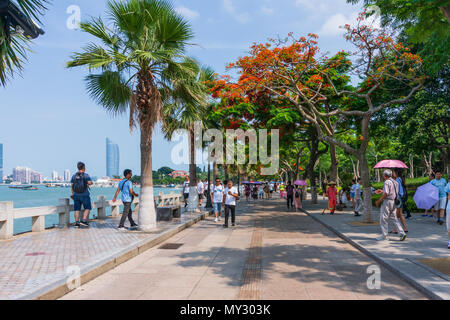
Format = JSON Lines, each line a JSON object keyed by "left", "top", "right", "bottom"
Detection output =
{"left": 67, "top": 0, "right": 194, "bottom": 230}
{"left": 0, "top": 0, "right": 49, "bottom": 85}
{"left": 348, "top": 0, "right": 450, "bottom": 73}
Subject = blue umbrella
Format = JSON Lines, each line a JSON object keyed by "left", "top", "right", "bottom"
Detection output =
{"left": 242, "top": 181, "right": 251, "bottom": 184}
{"left": 413, "top": 183, "right": 439, "bottom": 210}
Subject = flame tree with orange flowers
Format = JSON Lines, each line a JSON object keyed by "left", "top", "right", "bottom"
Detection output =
{"left": 212, "top": 13, "right": 425, "bottom": 222}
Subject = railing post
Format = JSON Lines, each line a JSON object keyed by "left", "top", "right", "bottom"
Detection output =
{"left": 111, "top": 202, "right": 120, "bottom": 218}
{"left": 32, "top": 215, "right": 45, "bottom": 233}
{"left": 97, "top": 195, "right": 107, "bottom": 219}
{"left": 0, "top": 202, "right": 14, "bottom": 239}
{"left": 159, "top": 192, "right": 166, "bottom": 206}
{"left": 58, "top": 198, "right": 70, "bottom": 227}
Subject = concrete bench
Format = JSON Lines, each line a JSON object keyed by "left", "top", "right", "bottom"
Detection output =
{"left": 157, "top": 205, "right": 181, "bottom": 221}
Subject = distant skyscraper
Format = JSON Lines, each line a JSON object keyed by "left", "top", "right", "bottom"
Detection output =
{"left": 0, "top": 143, "right": 3, "bottom": 179}
{"left": 64, "top": 169, "right": 71, "bottom": 182}
{"left": 106, "top": 138, "right": 120, "bottom": 177}
{"left": 52, "top": 171, "right": 58, "bottom": 181}
{"left": 13, "top": 167, "right": 31, "bottom": 184}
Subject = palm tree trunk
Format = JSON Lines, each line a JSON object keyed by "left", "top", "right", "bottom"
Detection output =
{"left": 187, "top": 128, "right": 199, "bottom": 212}
{"left": 138, "top": 127, "right": 157, "bottom": 231}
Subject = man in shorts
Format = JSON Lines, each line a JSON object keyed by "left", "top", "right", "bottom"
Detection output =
{"left": 71, "top": 162, "right": 93, "bottom": 228}
{"left": 431, "top": 170, "right": 447, "bottom": 225}
{"left": 211, "top": 178, "right": 224, "bottom": 223}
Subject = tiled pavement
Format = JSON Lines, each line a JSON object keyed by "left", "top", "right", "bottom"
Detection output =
{"left": 61, "top": 197, "right": 427, "bottom": 300}
{"left": 303, "top": 197, "right": 450, "bottom": 300}
{"left": 0, "top": 208, "right": 209, "bottom": 300}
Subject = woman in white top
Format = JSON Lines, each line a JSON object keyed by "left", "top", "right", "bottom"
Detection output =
{"left": 211, "top": 178, "right": 224, "bottom": 222}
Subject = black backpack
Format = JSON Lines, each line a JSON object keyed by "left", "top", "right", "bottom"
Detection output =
{"left": 73, "top": 172, "right": 88, "bottom": 194}
{"left": 295, "top": 190, "right": 300, "bottom": 198}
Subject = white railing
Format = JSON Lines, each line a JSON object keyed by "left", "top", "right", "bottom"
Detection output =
{"left": 0, "top": 192, "right": 183, "bottom": 239}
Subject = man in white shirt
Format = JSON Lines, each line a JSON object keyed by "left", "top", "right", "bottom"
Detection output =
{"left": 211, "top": 178, "right": 224, "bottom": 222}
{"left": 223, "top": 180, "right": 239, "bottom": 228}
{"left": 197, "top": 179, "right": 204, "bottom": 206}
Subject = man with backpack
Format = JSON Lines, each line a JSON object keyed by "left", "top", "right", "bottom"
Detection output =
{"left": 71, "top": 162, "right": 93, "bottom": 228}
{"left": 112, "top": 169, "right": 139, "bottom": 231}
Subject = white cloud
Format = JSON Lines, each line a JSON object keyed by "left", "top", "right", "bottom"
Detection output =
{"left": 261, "top": 5, "right": 275, "bottom": 16}
{"left": 222, "top": 0, "right": 250, "bottom": 23}
{"left": 175, "top": 6, "right": 199, "bottom": 20}
{"left": 318, "top": 11, "right": 381, "bottom": 37}
{"left": 318, "top": 12, "right": 359, "bottom": 36}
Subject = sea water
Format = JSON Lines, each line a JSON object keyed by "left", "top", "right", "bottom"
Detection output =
{"left": 0, "top": 185, "right": 181, "bottom": 235}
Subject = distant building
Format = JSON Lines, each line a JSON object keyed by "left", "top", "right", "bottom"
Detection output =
{"left": 52, "top": 171, "right": 58, "bottom": 181}
{"left": 64, "top": 169, "right": 71, "bottom": 182}
{"left": 106, "top": 138, "right": 120, "bottom": 178}
{"left": 13, "top": 167, "right": 31, "bottom": 184}
{"left": 170, "top": 170, "right": 189, "bottom": 178}
{"left": 30, "top": 171, "right": 43, "bottom": 184}
{"left": 0, "top": 143, "right": 3, "bottom": 179}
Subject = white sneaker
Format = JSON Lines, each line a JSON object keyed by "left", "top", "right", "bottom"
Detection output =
{"left": 376, "top": 235, "right": 387, "bottom": 241}
{"left": 214, "top": 218, "right": 218, "bottom": 223}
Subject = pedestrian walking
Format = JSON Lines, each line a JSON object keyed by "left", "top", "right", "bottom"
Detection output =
{"left": 183, "top": 177, "right": 190, "bottom": 208}
{"left": 354, "top": 178, "right": 363, "bottom": 217}
{"left": 391, "top": 169, "right": 408, "bottom": 234}
{"left": 211, "top": 178, "right": 224, "bottom": 223}
{"left": 197, "top": 178, "right": 204, "bottom": 206}
{"left": 252, "top": 185, "right": 258, "bottom": 201}
{"left": 286, "top": 181, "right": 294, "bottom": 210}
{"left": 326, "top": 181, "right": 337, "bottom": 215}
{"left": 113, "top": 169, "right": 139, "bottom": 231}
{"left": 71, "top": 162, "right": 93, "bottom": 228}
{"left": 244, "top": 184, "right": 251, "bottom": 202}
{"left": 375, "top": 170, "right": 407, "bottom": 241}
{"left": 430, "top": 169, "right": 447, "bottom": 225}
{"left": 445, "top": 182, "right": 450, "bottom": 249}
{"left": 350, "top": 179, "right": 356, "bottom": 209}
{"left": 258, "top": 184, "right": 264, "bottom": 199}
{"left": 223, "top": 180, "right": 239, "bottom": 228}
{"left": 264, "top": 183, "right": 270, "bottom": 199}
{"left": 294, "top": 185, "right": 302, "bottom": 211}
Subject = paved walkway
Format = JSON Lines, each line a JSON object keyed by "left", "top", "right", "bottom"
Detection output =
{"left": 0, "top": 207, "right": 209, "bottom": 300}
{"left": 61, "top": 197, "right": 427, "bottom": 300}
{"left": 304, "top": 197, "right": 450, "bottom": 300}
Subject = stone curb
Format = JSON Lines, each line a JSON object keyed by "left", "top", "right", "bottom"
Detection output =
{"left": 302, "top": 208, "right": 444, "bottom": 300}
{"left": 27, "top": 210, "right": 213, "bottom": 300}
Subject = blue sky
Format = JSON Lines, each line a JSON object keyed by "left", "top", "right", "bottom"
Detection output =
{"left": 0, "top": 0, "right": 365, "bottom": 178}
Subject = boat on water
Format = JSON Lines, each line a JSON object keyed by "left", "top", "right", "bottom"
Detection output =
{"left": 9, "top": 185, "right": 38, "bottom": 190}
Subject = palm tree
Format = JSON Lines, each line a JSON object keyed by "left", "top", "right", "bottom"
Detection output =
{"left": 162, "top": 59, "right": 215, "bottom": 211}
{"left": 0, "top": 0, "right": 48, "bottom": 85}
{"left": 67, "top": 0, "right": 194, "bottom": 231}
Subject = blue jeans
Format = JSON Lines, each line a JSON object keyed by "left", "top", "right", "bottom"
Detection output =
{"left": 213, "top": 202, "right": 222, "bottom": 214}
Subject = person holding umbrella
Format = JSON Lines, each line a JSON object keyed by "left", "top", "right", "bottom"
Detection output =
{"left": 430, "top": 169, "right": 447, "bottom": 225}
{"left": 376, "top": 170, "right": 407, "bottom": 242}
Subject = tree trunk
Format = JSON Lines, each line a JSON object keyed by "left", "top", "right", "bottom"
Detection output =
{"left": 213, "top": 161, "right": 219, "bottom": 180}
{"left": 224, "top": 164, "right": 229, "bottom": 181}
{"left": 440, "top": 5, "right": 450, "bottom": 23}
{"left": 358, "top": 152, "right": 373, "bottom": 223}
{"left": 138, "top": 128, "right": 157, "bottom": 231}
{"left": 187, "top": 128, "right": 199, "bottom": 212}
{"left": 329, "top": 141, "right": 338, "bottom": 182}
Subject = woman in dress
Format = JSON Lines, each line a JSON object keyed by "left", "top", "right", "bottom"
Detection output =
{"left": 326, "top": 181, "right": 338, "bottom": 215}
{"left": 294, "top": 185, "right": 302, "bottom": 211}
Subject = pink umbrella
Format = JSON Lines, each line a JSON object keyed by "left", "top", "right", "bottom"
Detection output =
{"left": 294, "top": 180, "right": 308, "bottom": 186}
{"left": 374, "top": 160, "right": 408, "bottom": 169}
